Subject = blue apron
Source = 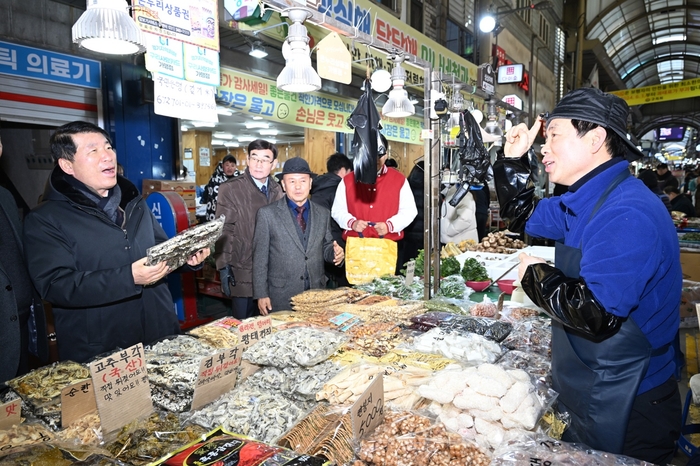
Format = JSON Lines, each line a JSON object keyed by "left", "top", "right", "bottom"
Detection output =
{"left": 552, "top": 169, "right": 664, "bottom": 453}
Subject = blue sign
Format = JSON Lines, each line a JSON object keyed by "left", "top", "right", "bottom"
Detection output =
{"left": 0, "top": 40, "right": 101, "bottom": 89}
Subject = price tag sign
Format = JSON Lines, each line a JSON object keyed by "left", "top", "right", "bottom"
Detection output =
{"left": 61, "top": 379, "right": 97, "bottom": 428}
{"left": 421, "top": 129, "right": 434, "bottom": 140}
{"left": 191, "top": 345, "right": 243, "bottom": 411}
{"left": 0, "top": 398, "right": 21, "bottom": 431}
{"left": 89, "top": 343, "right": 153, "bottom": 435}
{"left": 351, "top": 374, "right": 384, "bottom": 440}
{"left": 238, "top": 316, "right": 272, "bottom": 348}
{"left": 405, "top": 260, "right": 416, "bottom": 286}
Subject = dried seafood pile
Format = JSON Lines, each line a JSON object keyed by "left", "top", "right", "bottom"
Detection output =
{"left": 57, "top": 412, "right": 103, "bottom": 445}
{"left": 0, "top": 443, "right": 124, "bottom": 465}
{"left": 352, "top": 410, "right": 490, "bottom": 466}
{"left": 246, "top": 361, "right": 342, "bottom": 401}
{"left": 146, "top": 216, "right": 224, "bottom": 268}
{"left": 6, "top": 361, "right": 90, "bottom": 430}
{"left": 330, "top": 300, "right": 427, "bottom": 326}
{"left": 291, "top": 287, "right": 369, "bottom": 312}
{"left": 106, "top": 412, "right": 207, "bottom": 465}
{"left": 145, "top": 335, "right": 219, "bottom": 412}
{"left": 187, "top": 317, "right": 239, "bottom": 349}
{"left": 242, "top": 327, "right": 346, "bottom": 367}
{"left": 278, "top": 404, "right": 355, "bottom": 465}
{"left": 187, "top": 380, "right": 314, "bottom": 444}
{"left": 0, "top": 423, "right": 54, "bottom": 451}
{"left": 343, "top": 322, "right": 406, "bottom": 357}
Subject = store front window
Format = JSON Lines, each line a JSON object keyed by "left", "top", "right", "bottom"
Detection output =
{"left": 446, "top": 19, "right": 475, "bottom": 64}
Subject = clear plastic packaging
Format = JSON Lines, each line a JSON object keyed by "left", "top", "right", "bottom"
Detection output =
{"left": 242, "top": 327, "right": 346, "bottom": 367}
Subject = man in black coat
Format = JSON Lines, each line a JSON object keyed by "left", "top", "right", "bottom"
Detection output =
{"left": 0, "top": 135, "right": 48, "bottom": 384}
{"left": 665, "top": 186, "right": 695, "bottom": 218}
{"left": 23, "top": 121, "right": 209, "bottom": 363}
{"left": 310, "top": 152, "right": 352, "bottom": 286}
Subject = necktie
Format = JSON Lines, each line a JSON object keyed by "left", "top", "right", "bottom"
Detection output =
{"left": 260, "top": 184, "right": 267, "bottom": 198}
{"left": 295, "top": 205, "right": 306, "bottom": 233}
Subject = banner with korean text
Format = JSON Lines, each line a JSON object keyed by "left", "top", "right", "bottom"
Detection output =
{"left": 611, "top": 78, "right": 700, "bottom": 106}
{"left": 133, "top": 0, "right": 219, "bottom": 51}
{"left": 217, "top": 66, "right": 423, "bottom": 145}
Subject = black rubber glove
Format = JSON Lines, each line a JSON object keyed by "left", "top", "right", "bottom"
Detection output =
{"left": 492, "top": 148, "right": 537, "bottom": 234}
{"left": 218, "top": 265, "right": 235, "bottom": 297}
{"left": 521, "top": 263, "right": 622, "bottom": 338}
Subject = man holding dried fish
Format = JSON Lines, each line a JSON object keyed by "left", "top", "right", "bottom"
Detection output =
{"left": 253, "top": 158, "right": 344, "bottom": 314}
{"left": 23, "top": 121, "right": 210, "bottom": 364}
{"left": 215, "top": 139, "right": 284, "bottom": 319}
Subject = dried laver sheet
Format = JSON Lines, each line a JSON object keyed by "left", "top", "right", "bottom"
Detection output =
{"left": 146, "top": 216, "right": 224, "bottom": 268}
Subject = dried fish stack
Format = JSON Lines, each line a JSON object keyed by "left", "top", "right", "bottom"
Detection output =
{"left": 242, "top": 327, "right": 346, "bottom": 368}
{"left": 106, "top": 412, "right": 207, "bottom": 465}
{"left": 146, "top": 335, "right": 219, "bottom": 412}
{"left": 6, "top": 360, "right": 90, "bottom": 430}
{"left": 246, "top": 361, "right": 343, "bottom": 401}
{"left": 331, "top": 300, "right": 427, "bottom": 325}
{"left": 291, "top": 287, "right": 369, "bottom": 312}
{"left": 146, "top": 216, "right": 224, "bottom": 268}
{"left": 278, "top": 404, "right": 355, "bottom": 465}
{"left": 187, "top": 380, "right": 314, "bottom": 444}
{"left": 187, "top": 318, "right": 239, "bottom": 349}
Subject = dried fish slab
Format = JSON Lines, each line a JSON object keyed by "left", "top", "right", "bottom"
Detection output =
{"left": 146, "top": 216, "right": 224, "bottom": 268}
{"left": 7, "top": 361, "right": 90, "bottom": 417}
{"left": 146, "top": 335, "right": 216, "bottom": 356}
{"left": 187, "top": 381, "right": 315, "bottom": 444}
{"left": 188, "top": 318, "right": 239, "bottom": 348}
{"left": 242, "top": 327, "right": 346, "bottom": 367}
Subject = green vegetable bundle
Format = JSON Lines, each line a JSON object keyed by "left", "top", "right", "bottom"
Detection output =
{"left": 461, "top": 258, "right": 490, "bottom": 282}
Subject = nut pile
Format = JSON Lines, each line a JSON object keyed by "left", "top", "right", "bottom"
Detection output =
{"left": 353, "top": 411, "right": 490, "bottom": 466}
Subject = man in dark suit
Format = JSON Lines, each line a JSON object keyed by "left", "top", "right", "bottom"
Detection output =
{"left": 253, "top": 157, "right": 344, "bottom": 314}
{"left": 0, "top": 134, "right": 48, "bottom": 384}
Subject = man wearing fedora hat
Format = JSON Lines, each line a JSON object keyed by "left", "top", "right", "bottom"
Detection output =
{"left": 495, "top": 87, "right": 681, "bottom": 463}
{"left": 253, "top": 157, "right": 344, "bottom": 314}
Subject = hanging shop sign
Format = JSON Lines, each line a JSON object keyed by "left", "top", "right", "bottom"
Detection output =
{"left": 316, "top": 31, "right": 352, "bottom": 85}
{"left": 145, "top": 33, "right": 185, "bottom": 79}
{"left": 183, "top": 43, "right": 220, "bottom": 87}
{"left": 497, "top": 63, "right": 524, "bottom": 84}
{"left": 133, "top": 0, "right": 219, "bottom": 52}
{"left": 611, "top": 77, "right": 700, "bottom": 106}
{"left": 478, "top": 64, "right": 495, "bottom": 95}
{"left": 0, "top": 40, "right": 101, "bottom": 89}
{"left": 153, "top": 72, "right": 218, "bottom": 121}
{"left": 503, "top": 94, "right": 523, "bottom": 110}
{"left": 218, "top": 66, "right": 423, "bottom": 144}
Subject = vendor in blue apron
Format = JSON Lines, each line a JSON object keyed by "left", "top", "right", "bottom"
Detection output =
{"left": 493, "top": 87, "right": 682, "bottom": 464}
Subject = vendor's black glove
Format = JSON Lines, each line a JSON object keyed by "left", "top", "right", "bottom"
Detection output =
{"left": 521, "top": 263, "right": 622, "bottom": 339}
{"left": 218, "top": 265, "right": 235, "bottom": 297}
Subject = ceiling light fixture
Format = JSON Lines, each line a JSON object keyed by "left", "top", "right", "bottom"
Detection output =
{"left": 180, "top": 125, "right": 190, "bottom": 132}
{"left": 245, "top": 122, "right": 270, "bottom": 129}
{"left": 72, "top": 0, "right": 146, "bottom": 55}
{"left": 382, "top": 55, "right": 415, "bottom": 118}
{"left": 225, "top": 142, "right": 240, "bottom": 147}
{"left": 238, "top": 135, "right": 257, "bottom": 142}
{"left": 252, "top": 116, "right": 264, "bottom": 120}
{"left": 192, "top": 121, "right": 216, "bottom": 127}
{"left": 479, "top": 1, "right": 553, "bottom": 34}
{"left": 249, "top": 41, "right": 268, "bottom": 58}
{"left": 213, "top": 132, "right": 235, "bottom": 139}
{"left": 276, "top": 8, "right": 321, "bottom": 93}
{"left": 217, "top": 107, "right": 233, "bottom": 116}
{"left": 259, "top": 129, "right": 279, "bottom": 136}
{"left": 211, "top": 139, "right": 227, "bottom": 146}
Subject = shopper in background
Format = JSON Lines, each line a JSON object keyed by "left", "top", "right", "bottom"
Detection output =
{"left": 656, "top": 163, "right": 679, "bottom": 191}
{"left": 440, "top": 184, "right": 478, "bottom": 246}
{"left": 495, "top": 87, "right": 681, "bottom": 463}
{"left": 202, "top": 154, "right": 239, "bottom": 222}
{"left": 665, "top": 186, "right": 695, "bottom": 218}
{"left": 253, "top": 157, "right": 343, "bottom": 314}
{"left": 23, "top": 121, "right": 209, "bottom": 364}
{"left": 310, "top": 152, "right": 353, "bottom": 286}
{"left": 332, "top": 133, "right": 417, "bottom": 273}
{"left": 215, "top": 139, "right": 284, "bottom": 319}
{"left": 638, "top": 169, "right": 673, "bottom": 215}
{"left": 0, "top": 135, "right": 48, "bottom": 384}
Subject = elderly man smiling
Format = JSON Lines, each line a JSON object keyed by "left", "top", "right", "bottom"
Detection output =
{"left": 23, "top": 121, "right": 209, "bottom": 363}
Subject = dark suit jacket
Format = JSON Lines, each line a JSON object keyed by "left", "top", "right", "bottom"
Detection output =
{"left": 252, "top": 198, "right": 336, "bottom": 311}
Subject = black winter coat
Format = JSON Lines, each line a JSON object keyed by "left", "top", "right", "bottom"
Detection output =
{"left": 23, "top": 167, "right": 180, "bottom": 363}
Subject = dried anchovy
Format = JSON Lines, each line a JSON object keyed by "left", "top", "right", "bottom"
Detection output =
{"left": 187, "top": 380, "right": 314, "bottom": 444}
{"left": 146, "top": 216, "right": 224, "bottom": 269}
{"left": 105, "top": 412, "right": 207, "bottom": 466}
{"left": 246, "top": 361, "right": 342, "bottom": 401}
{"left": 146, "top": 335, "right": 216, "bottom": 356}
{"left": 243, "top": 327, "right": 345, "bottom": 367}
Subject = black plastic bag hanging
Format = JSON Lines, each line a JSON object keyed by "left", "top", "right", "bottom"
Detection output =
{"left": 347, "top": 78, "right": 385, "bottom": 184}
{"left": 449, "top": 109, "right": 492, "bottom": 207}
{"left": 492, "top": 148, "right": 538, "bottom": 234}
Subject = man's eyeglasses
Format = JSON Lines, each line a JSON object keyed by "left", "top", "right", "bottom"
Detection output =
{"left": 249, "top": 157, "right": 273, "bottom": 165}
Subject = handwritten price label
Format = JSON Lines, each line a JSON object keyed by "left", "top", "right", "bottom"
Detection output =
{"left": 0, "top": 399, "right": 21, "bottom": 431}
{"left": 238, "top": 316, "right": 272, "bottom": 348}
{"left": 191, "top": 345, "right": 242, "bottom": 411}
{"left": 405, "top": 260, "right": 416, "bottom": 286}
{"left": 60, "top": 379, "right": 97, "bottom": 427}
{"left": 351, "top": 375, "right": 384, "bottom": 440}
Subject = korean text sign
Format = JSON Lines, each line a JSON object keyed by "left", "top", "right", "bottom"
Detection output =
{"left": 133, "top": 0, "right": 219, "bottom": 52}
{"left": 191, "top": 345, "right": 243, "bottom": 411}
{"left": 89, "top": 343, "right": 153, "bottom": 435}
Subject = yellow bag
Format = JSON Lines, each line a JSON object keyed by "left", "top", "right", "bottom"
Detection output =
{"left": 345, "top": 236, "right": 397, "bottom": 284}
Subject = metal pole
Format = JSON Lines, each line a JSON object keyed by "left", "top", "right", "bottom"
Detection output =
{"left": 575, "top": 0, "right": 586, "bottom": 89}
{"left": 429, "top": 71, "right": 443, "bottom": 297}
